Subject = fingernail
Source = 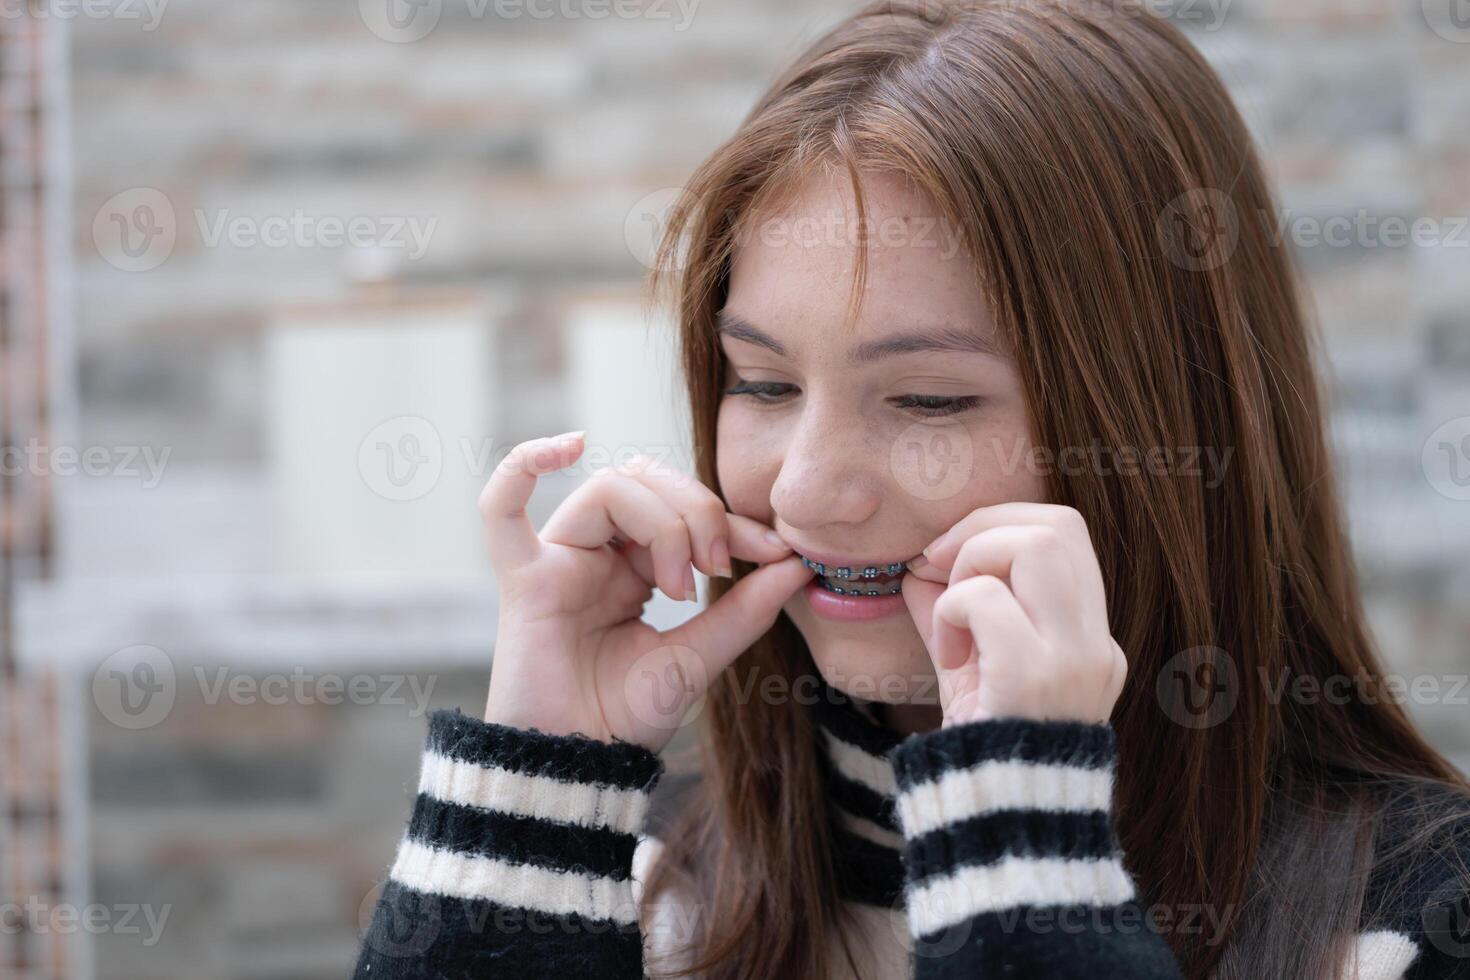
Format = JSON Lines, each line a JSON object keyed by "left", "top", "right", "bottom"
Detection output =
{"left": 684, "top": 566, "right": 698, "bottom": 601}
{"left": 711, "top": 537, "right": 732, "bottom": 578}
{"left": 908, "top": 554, "right": 930, "bottom": 573}
{"left": 764, "top": 530, "right": 788, "bottom": 550}
{"left": 922, "top": 537, "right": 943, "bottom": 559}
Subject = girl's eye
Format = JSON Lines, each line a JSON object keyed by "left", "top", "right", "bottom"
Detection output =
{"left": 722, "top": 379, "right": 797, "bottom": 403}
{"left": 893, "top": 394, "right": 982, "bottom": 418}
{"left": 722, "top": 380, "right": 981, "bottom": 418}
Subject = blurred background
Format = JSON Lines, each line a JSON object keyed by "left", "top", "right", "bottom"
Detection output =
{"left": 1, "top": 0, "right": 1468, "bottom": 976}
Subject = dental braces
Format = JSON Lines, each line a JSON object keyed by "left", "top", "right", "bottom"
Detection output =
{"left": 798, "top": 556, "right": 907, "bottom": 579}
{"left": 800, "top": 556, "right": 908, "bottom": 596}
{"left": 813, "top": 576, "right": 904, "bottom": 596}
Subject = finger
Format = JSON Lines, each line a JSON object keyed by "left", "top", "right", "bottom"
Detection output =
{"left": 913, "top": 577, "right": 977, "bottom": 673}
{"left": 478, "top": 431, "right": 584, "bottom": 570}
{"left": 932, "top": 611, "right": 975, "bottom": 673}
{"left": 611, "top": 457, "right": 731, "bottom": 578}
{"left": 646, "top": 513, "right": 697, "bottom": 602}
{"left": 542, "top": 475, "right": 691, "bottom": 601}
{"left": 662, "top": 555, "right": 814, "bottom": 679}
{"left": 900, "top": 573, "right": 945, "bottom": 657}
{"left": 607, "top": 509, "right": 790, "bottom": 588}
{"left": 923, "top": 503, "right": 1107, "bottom": 634}
{"left": 905, "top": 555, "right": 950, "bottom": 585}
{"left": 934, "top": 574, "right": 1044, "bottom": 673}
{"left": 603, "top": 559, "right": 655, "bottom": 617}
{"left": 947, "top": 525, "right": 1080, "bottom": 640}
{"left": 615, "top": 538, "right": 657, "bottom": 587}
{"left": 726, "top": 514, "right": 794, "bottom": 564}
{"left": 1104, "top": 637, "right": 1128, "bottom": 709}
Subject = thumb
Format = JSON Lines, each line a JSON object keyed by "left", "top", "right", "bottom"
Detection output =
{"left": 663, "top": 555, "right": 814, "bottom": 681}
{"left": 901, "top": 574, "right": 971, "bottom": 672}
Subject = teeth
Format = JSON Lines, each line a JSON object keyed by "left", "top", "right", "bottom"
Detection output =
{"left": 800, "top": 556, "right": 907, "bottom": 596}
{"left": 815, "top": 576, "right": 902, "bottom": 596}
{"left": 798, "top": 556, "right": 907, "bottom": 579}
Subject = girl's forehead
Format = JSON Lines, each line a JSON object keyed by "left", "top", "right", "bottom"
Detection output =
{"left": 728, "top": 170, "right": 975, "bottom": 308}
{"left": 734, "top": 167, "right": 961, "bottom": 254}
{"left": 715, "top": 305, "right": 1005, "bottom": 369}
{"left": 724, "top": 248, "right": 991, "bottom": 355}
{"left": 722, "top": 168, "right": 994, "bottom": 358}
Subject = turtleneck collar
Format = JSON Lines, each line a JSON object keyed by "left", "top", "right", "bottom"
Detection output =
{"left": 805, "top": 674, "right": 913, "bottom": 910}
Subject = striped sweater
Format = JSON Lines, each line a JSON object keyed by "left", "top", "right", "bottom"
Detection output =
{"left": 354, "top": 678, "right": 1470, "bottom": 978}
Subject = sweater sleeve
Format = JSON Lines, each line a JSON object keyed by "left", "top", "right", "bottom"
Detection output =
{"left": 887, "top": 716, "right": 1185, "bottom": 978}
{"left": 1406, "top": 886, "right": 1470, "bottom": 979}
{"left": 1395, "top": 810, "right": 1470, "bottom": 980}
{"left": 352, "top": 708, "right": 665, "bottom": 979}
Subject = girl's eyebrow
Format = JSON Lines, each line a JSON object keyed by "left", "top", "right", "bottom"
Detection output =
{"left": 715, "top": 310, "right": 1001, "bottom": 364}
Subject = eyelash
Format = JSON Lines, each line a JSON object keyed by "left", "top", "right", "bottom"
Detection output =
{"left": 721, "top": 380, "right": 981, "bottom": 418}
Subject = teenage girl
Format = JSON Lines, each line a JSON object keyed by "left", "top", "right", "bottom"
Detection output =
{"left": 355, "top": 2, "right": 1470, "bottom": 977}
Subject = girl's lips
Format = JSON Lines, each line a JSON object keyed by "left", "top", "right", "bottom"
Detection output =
{"left": 780, "top": 544, "right": 920, "bottom": 621}
{"left": 800, "top": 577, "right": 908, "bottom": 622}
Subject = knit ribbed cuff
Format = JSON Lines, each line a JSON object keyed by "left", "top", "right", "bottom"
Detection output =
{"left": 390, "top": 709, "right": 665, "bottom": 926}
{"left": 888, "top": 716, "right": 1136, "bottom": 939}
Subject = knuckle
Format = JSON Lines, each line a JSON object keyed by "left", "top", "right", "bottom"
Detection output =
{"left": 969, "top": 574, "right": 1008, "bottom": 601}
{"left": 943, "top": 579, "right": 968, "bottom": 604}
{"left": 619, "top": 453, "right": 653, "bottom": 475}
{"left": 1028, "top": 524, "right": 1065, "bottom": 550}
{"left": 657, "top": 515, "right": 690, "bottom": 544}
{"left": 693, "top": 496, "right": 724, "bottom": 525}
{"left": 1053, "top": 505, "right": 1090, "bottom": 538}
{"left": 955, "top": 534, "right": 984, "bottom": 562}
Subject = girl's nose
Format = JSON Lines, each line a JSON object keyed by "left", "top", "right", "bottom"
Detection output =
{"left": 768, "top": 414, "right": 883, "bottom": 530}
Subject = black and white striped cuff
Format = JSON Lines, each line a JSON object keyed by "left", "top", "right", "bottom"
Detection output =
{"left": 888, "top": 717, "right": 1137, "bottom": 938}
{"left": 389, "top": 709, "right": 665, "bottom": 926}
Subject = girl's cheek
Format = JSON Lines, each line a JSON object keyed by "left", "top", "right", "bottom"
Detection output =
{"left": 716, "top": 408, "right": 779, "bottom": 520}
{"left": 959, "top": 423, "right": 1049, "bottom": 506}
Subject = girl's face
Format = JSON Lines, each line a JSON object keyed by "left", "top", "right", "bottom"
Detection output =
{"left": 716, "top": 168, "right": 1047, "bottom": 706}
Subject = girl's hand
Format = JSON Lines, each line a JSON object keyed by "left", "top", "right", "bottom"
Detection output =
{"left": 478, "top": 432, "right": 814, "bottom": 753}
{"left": 900, "top": 502, "right": 1127, "bottom": 727}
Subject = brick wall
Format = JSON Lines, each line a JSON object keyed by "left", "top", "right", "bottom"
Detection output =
{"left": 26, "top": 1, "right": 1470, "bottom": 976}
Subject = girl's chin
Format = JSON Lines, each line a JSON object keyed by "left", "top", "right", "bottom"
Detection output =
{"left": 803, "top": 638, "right": 937, "bottom": 705}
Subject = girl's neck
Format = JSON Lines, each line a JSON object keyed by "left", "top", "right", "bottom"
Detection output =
{"left": 875, "top": 698, "right": 944, "bottom": 737}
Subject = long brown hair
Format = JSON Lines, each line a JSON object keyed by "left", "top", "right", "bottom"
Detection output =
{"left": 639, "top": 2, "right": 1470, "bottom": 977}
